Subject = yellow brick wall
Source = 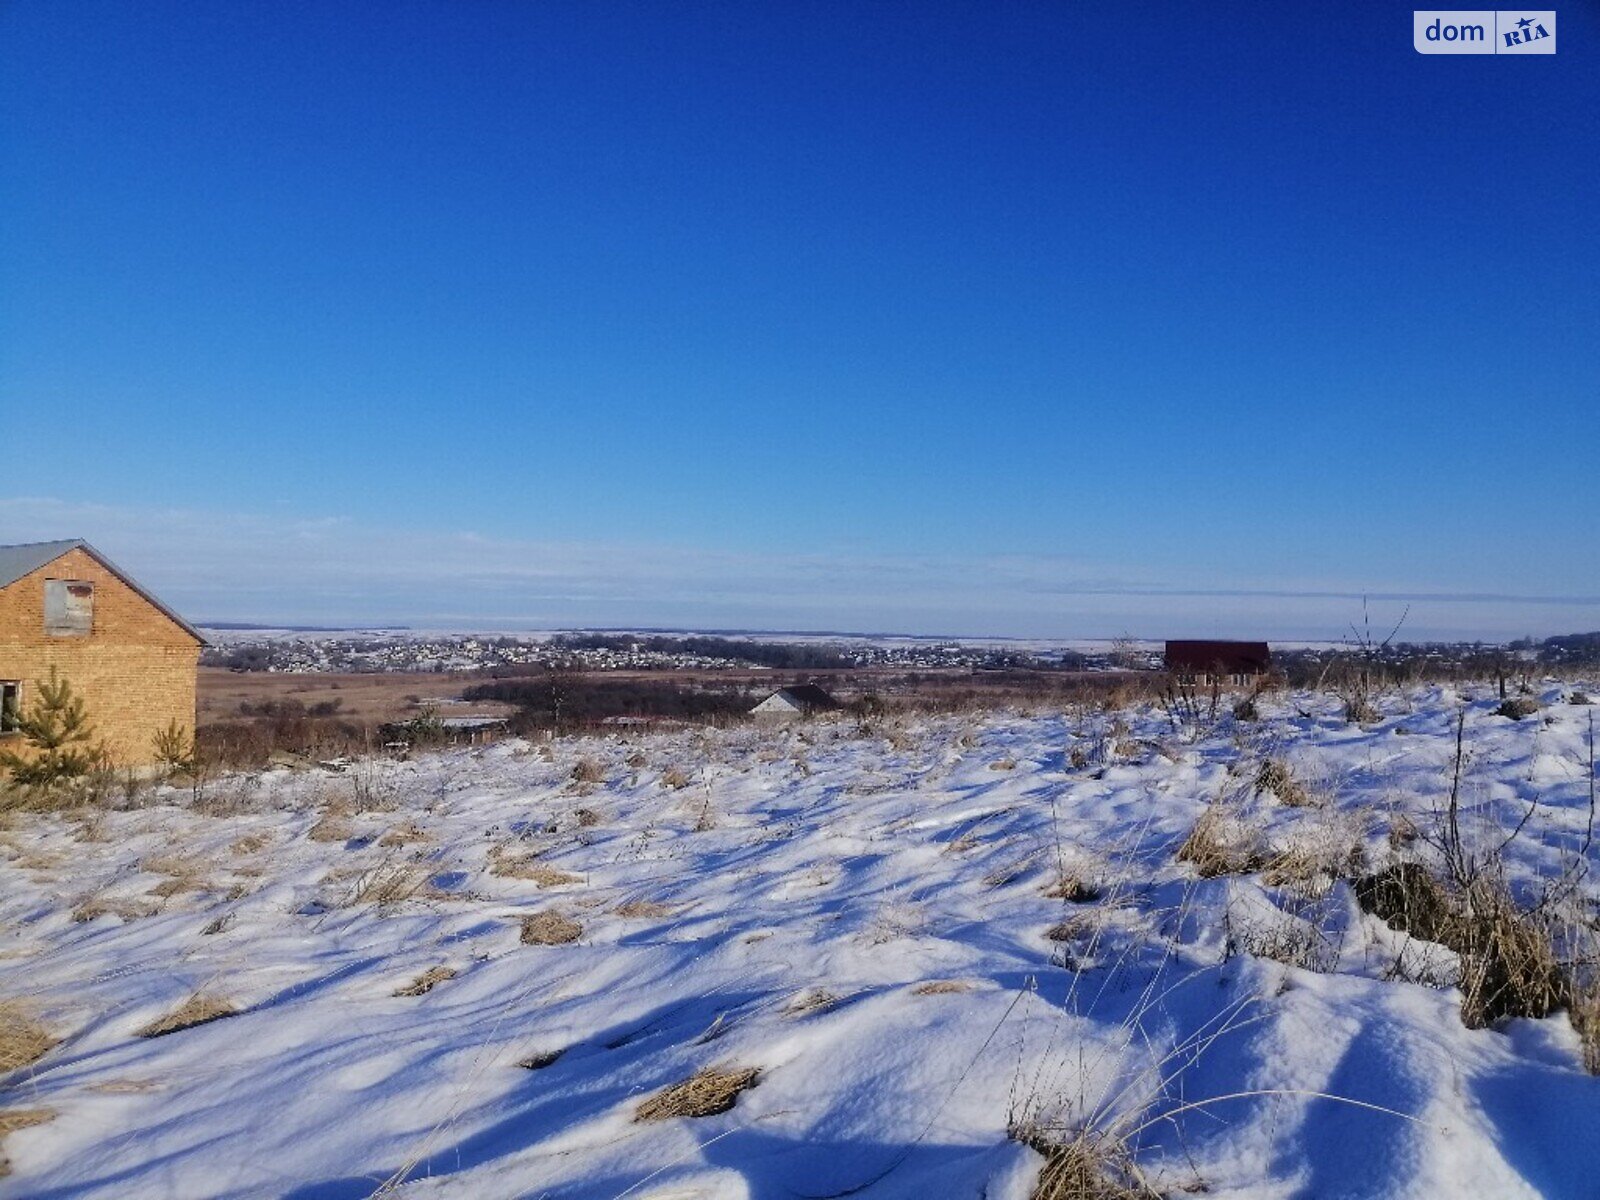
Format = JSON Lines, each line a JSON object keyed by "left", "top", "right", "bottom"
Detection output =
{"left": 0, "top": 547, "right": 201, "bottom": 767}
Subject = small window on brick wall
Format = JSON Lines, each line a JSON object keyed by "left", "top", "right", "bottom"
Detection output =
{"left": 0, "top": 682, "right": 20, "bottom": 734}
{"left": 44, "top": 579, "right": 94, "bottom": 636}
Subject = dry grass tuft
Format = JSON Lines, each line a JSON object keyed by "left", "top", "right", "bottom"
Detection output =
{"left": 1356, "top": 864, "right": 1570, "bottom": 1027}
{"left": 634, "top": 1065, "right": 760, "bottom": 1122}
{"left": 571, "top": 757, "right": 606, "bottom": 785}
{"left": 147, "top": 876, "right": 207, "bottom": 899}
{"left": 573, "top": 807, "right": 602, "bottom": 828}
{"left": 350, "top": 862, "right": 433, "bottom": 908}
{"left": 912, "top": 980, "right": 973, "bottom": 995}
{"left": 378, "top": 821, "right": 430, "bottom": 848}
{"left": 307, "top": 814, "right": 356, "bottom": 843}
{"left": 0, "top": 1003, "right": 56, "bottom": 1076}
{"left": 784, "top": 990, "right": 839, "bottom": 1017}
{"left": 518, "top": 1048, "right": 565, "bottom": 1070}
{"left": 615, "top": 899, "right": 676, "bottom": 919}
{"left": 520, "top": 911, "right": 583, "bottom": 945}
{"left": 984, "top": 851, "right": 1040, "bottom": 889}
{"left": 1044, "top": 874, "right": 1103, "bottom": 903}
{"left": 394, "top": 965, "right": 457, "bottom": 997}
{"left": 230, "top": 832, "right": 272, "bottom": 855}
{"left": 661, "top": 766, "right": 691, "bottom": 789}
{"left": 493, "top": 856, "right": 581, "bottom": 887}
{"left": 625, "top": 751, "right": 647, "bottom": 769}
{"left": 138, "top": 993, "right": 238, "bottom": 1038}
{"left": 1014, "top": 1126, "right": 1152, "bottom": 1200}
{"left": 71, "top": 896, "right": 154, "bottom": 924}
{"left": 990, "top": 757, "right": 1018, "bottom": 771}
{"left": 0, "top": 1107, "right": 55, "bottom": 1180}
{"left": 1255, "top": 759, "right": 1311, "bottom": 807}
{"left": 1175, "top": 805, "right": 1266, "bottom": 878}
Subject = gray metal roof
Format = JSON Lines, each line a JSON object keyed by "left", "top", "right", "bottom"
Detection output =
{"left": 0, "top": 539, "right": 205, "bottom": 644}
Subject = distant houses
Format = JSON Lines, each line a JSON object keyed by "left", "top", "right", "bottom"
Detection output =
{"left": 1164, "top": 640, "right": 1271, "bottom": 687}
{"left": 750, "top": 684, "right": 839, "bottom": 722}
{"left": 0, "top": 539, "right": 204, "bottom": 766}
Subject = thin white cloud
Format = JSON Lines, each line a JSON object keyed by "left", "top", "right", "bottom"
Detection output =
{"left": 1, "top": 496, "right": 1594, "bottom": 639}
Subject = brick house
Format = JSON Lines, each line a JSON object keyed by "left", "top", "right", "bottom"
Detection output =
{"left": 0, "top": 540, "right": 205, "bottom": 767}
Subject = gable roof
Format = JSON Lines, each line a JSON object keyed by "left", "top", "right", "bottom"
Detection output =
{"left": 1164, "top": 640, "right": 1270, "bottom": 672}
{"left": 0, "top": 539, "right": 206, "bottom": 645}
{"left": 776, "top": 684, "right": 839, "bottom": 708}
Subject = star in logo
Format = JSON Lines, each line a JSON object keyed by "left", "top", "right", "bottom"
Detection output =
{"left": 1517, "top": 16, "right": 1533, "bottom": 28}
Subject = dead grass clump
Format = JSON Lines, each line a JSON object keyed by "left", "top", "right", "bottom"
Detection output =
{"left": 661, "top": 766, "right": 690, "bottom": 789}
{"left": 615, "top": 899, "right": 675, "bottom": 918}
{"left": 1044, "top": 874, "right": 1103, "bottom": 903}
{"left": 307, "top": 814, "right": 355, "bottom": 843}
{"left": 912, "top": 980, "right": 973, "bottom": 995}
{"left": 0, "top": 1107, "right": 55, "bottom": 1180}
{"left": 1353, "top": 863, "right": 1456, "bottom": 944}
{"left": 148, "top": 876, "right": 206, "bottom": 899}
{"left": 1044, "top": 916, "right": 1096, "bottom": 944}
{"left": 1014, "top": 1127, "right": 1151, "bottom": 1200}
{"left": 574, "top": 807, "right": 602, "bottom": 828}
{"left": 378, "top": 821, "right": 429, "bottom": 847}
{"left": 230, "top": 832, "right": 272, "bottom": 855}
{"left": 626, "top": 751, "right": 647, "bottom": 769}
{"left": 1175, "top": 806, "right": 1266, "bottom": 878}
{"left": 394, "top": 966, "right": 457, "bottom": 997}
{"left": 140, "top": 853, "right": 208, "bottom": 878}
{"left": 634, "top": 1065, "right": 760, "bottom": 1121}
{"left": 990, "top": 757, "right": 1018, "bottom": 771}
{"left": 1356, "top": 865, "right": 1569, "bottom": 1027}
{"left": 0, "top": 1004, "right": 56, "bottom": 1076}
{"left": 350, "top": 862, "right": 432, "bottom": 907}
{"left": 493, "top": 857, "right": 581, "bottom": 888}
{"left": 571, "top": 757, "right": 605, "bottom": 785}
{"left": 518, "top": 1048, "right": 565, "bottom": 1070}
{"left": 520, "top": 911, "right": 582, "bottom": 945}
{"left": 984, "top": 851, "right": 1040, "bottom": 888}
{"left": 784, "top": 990, "right": 839, "bottom": 1018}
{"left": 71, "top": 896, "right": 153, "bottom": 923}
{"left": 1496, "top": 697, "right": 1541, "bottom": 721}
{"left": 138, "top": 993, "right": 238, "bottom": 1038}
{"left": 1255, "top": 759, "right": 1311, "bottom": 807}
{"left": 1454, "top": 887, "right": 1568, "bottom": 1028}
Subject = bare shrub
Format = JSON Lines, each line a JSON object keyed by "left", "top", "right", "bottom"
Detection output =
{"left": 138, "top": 993, "right": 238, "bottom": 1037}
{"left": 634, "top": 1065, "right": 760, "bottom": 1121}
{"left": 520, "top": 911, "right": 582, "bottom": 945}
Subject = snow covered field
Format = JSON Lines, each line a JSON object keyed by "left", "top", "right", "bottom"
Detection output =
{"left": 2, "top": 685, "right": 1599, "bottom": 1199}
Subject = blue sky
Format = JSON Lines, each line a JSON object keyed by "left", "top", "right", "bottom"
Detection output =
{"left": 2, "top": 2, "right": 1597, "bottom": 639}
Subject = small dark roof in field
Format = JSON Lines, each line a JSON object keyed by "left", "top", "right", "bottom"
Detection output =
{"left": 776, "top": 684, "right": 839, "bottom": 708}
{"left": 1164, "top": 640, "right": 1271, "bottom": 672}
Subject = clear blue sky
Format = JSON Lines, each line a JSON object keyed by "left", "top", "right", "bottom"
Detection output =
{"left": 3, "top": 2, "right": 1597, "bottom": 638}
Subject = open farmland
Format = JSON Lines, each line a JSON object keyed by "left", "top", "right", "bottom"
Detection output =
{"left": 1, "top": 684, "right": 1598, "bottom": 1197}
